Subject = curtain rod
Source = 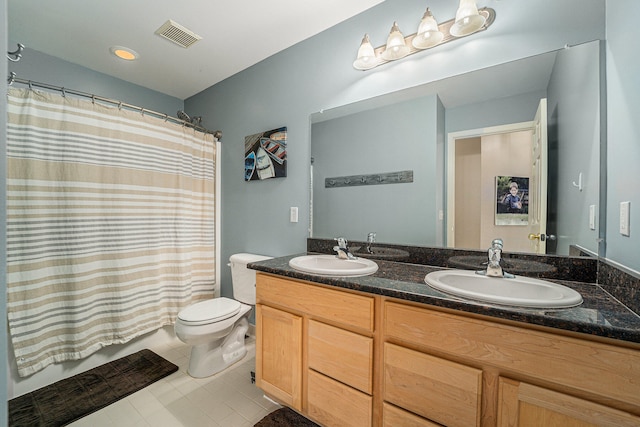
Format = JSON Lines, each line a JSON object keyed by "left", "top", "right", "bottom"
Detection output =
{"left": 7, "top": 74, "right": 222, "bottom": 139}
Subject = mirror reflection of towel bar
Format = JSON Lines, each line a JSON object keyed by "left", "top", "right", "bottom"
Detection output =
{"left": 325, "top": 170, "right": 413, "bottom": 188}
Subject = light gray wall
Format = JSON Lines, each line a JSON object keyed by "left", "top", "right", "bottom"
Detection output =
{"left": 547, "top": 41, "right": 601, "bottom": 256}
{"left": 8, "top": 46, "right": 183, "bottom": 115}
{"left": 312, "top": 96, "right": 439, "bottom": 245}
{"left": 606, "top": 0, "right": 640, "bottom": 272}
{"left": 446, "top": 90, "right": 547, "bottom": 133}
{"left": 2, "top": 0, "right": 10, "bottom": 422}
{"left": 185, "top": 0, "right": 606, "bottom": 298}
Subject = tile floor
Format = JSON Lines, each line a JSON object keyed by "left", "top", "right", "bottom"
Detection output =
{"left": 69, "top": 336, "right": 281, "bottom": 427}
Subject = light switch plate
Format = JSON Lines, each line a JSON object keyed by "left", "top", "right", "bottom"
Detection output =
{"left": 290, "top": 206, "right": 299, "bottom": 223}
{"left": 620, "top": 201, "right": 630, "bottom": 236}
{"left": 589, "top": 205, "right": 596, "bottom": 230}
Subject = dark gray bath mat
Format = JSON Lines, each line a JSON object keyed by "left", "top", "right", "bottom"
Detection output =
{"left": 8, "top": 349, "right": 178, "bottom": 426}
{"left": 255, "top": 407, "right": 320, "bottom": 426}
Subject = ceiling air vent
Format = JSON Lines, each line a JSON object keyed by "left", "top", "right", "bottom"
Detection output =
{"left": 155, "top": 19, "right": 202, "bottom": 48}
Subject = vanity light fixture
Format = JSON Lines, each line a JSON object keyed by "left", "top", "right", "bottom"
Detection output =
{"left": 110, "top": 46, "right": 139, "bottom": 61}
{"left": 353, "top": 1, "right": 495, "bottom": 71}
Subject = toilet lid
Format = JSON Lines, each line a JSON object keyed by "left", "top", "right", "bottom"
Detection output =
{"left": 178, "top": 298, "right": 242, "bottom": 325}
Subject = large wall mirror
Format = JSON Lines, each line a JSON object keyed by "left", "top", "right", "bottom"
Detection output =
{"left": 311, "top": 40, "right": 604, "bottom": 257}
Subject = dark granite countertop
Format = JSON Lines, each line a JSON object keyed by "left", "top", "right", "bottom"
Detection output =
{"left": 249, "top": 254, "right": 640, "bottom": 345}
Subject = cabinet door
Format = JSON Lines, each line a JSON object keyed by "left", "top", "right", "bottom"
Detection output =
{"left": 498, "top": 377, "right": 640, "bottom": 427}
{"left": 255, "top": 304, "right": 303, "bottom": 410}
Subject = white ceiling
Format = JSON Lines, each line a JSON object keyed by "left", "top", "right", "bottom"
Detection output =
{"left": 8, "top": 0, "right": 384, "bottom": 100}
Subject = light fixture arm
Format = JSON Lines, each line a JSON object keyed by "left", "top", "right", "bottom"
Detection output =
{"left": 355, "top": 7, "right": 495, "bottom": 71}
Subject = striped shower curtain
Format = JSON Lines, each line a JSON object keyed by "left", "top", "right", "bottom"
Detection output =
{"left": 6, "top": 88, "right": 216, "bottom": 377}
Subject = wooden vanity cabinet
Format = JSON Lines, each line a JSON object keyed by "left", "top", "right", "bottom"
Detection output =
{"left": 255, "top": 273, "right": 375, "bottom": 426}
{"left": 384, "top": 301, "right": 640, "bottom": 426}
{"left": 256, "top": 272, "right": 640, "bottom": 426}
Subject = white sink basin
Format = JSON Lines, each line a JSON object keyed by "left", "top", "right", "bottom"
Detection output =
{"left": 425, "top": 269, "right": 583, "bottom": 308}
{"left": 289, "top": 255, "right": 378, "bottom": 277}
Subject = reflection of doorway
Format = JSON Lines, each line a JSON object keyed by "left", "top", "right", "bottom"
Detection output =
{"left": 447, "top": 99, "right": 548, "bottom": 253}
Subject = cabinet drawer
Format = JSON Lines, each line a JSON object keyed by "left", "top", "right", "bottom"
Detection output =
{"left": 307, "top": 369, "right": 372, "bottom": 427}
{"left": 308, "top": 320, "right": 373, "bottom": 394}
{"left": 256, "top": 273, "right": 374, "bottom": 331}
{"left": 383, "top": 403, "right": 441, "bottom": 427}
{"left": 384, "top": 342, "right": 482, "bottom": 427}
{"left": 384, "top": 301, "right": 640, "bottom": 409}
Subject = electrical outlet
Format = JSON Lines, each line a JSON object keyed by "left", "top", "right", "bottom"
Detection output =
{"left": 620, "top": 201, "right": 630, "bottom": 236}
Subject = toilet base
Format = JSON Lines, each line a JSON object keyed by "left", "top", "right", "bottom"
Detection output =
{"left": 187, "top": 316, "right": 250, "bottom": 378}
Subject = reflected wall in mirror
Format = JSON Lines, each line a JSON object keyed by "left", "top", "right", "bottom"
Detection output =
{"left": 311, "top": 40, "right": 603, "bottom": 257}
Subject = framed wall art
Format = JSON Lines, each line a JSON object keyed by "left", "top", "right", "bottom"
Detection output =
{"left": 244, "top": 126, "right": 287, "bottom": 181}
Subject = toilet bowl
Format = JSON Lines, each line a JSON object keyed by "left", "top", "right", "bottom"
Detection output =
{"left": 174, "top": 253, "right": 271, "bottom": 378}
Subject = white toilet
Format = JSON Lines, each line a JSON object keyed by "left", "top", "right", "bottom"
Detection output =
{"left": 174, "top": 253, "right": 271, "bottom": 378}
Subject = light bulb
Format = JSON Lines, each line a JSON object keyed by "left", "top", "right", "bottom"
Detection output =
{"left": 381, "top": 22, "right": 410, "bottom": 61}
{"left": 412, "top": 8, "right": 444, "bottom": 49}
{"left": 353, "top": 34, "right": 378, "bottom": 70}
{"left": 450, "top": 0, "right": 486, "bottom": 37}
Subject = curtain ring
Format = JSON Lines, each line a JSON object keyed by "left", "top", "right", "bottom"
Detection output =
{"left": 118, "top": 101, "right": 122, "bottom": 110}
{"left": 140, "top": 108, "right": 145, "bottom": 116}
{"left": 28, "top": 81, "right": 33, "bottom": 90}
{"left": 61, "top": 88, "right": 66, "bottom": 97}
{"left": 164, "top": 114, "right": 169, "bottom": 122}
{"left": 91, "top": 95, "right": 96, "bottom": 104}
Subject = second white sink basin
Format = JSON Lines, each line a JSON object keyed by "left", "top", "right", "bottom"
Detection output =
{"left": 425, "top": 269, "right": 583, "bottom": 308}
{"left": 289, "top": 255, "right": 378, "bottom": 277}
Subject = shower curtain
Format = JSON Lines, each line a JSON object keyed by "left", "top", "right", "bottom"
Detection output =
{"left": 6, "top": 88, "right": 216, "bottom": 377}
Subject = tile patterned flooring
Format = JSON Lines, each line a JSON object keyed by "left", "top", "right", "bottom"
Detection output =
{"left": 69, "top": 337, "right": 280, "bottom": 427}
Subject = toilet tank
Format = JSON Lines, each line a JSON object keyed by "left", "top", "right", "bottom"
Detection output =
{"left": 229, "top": 253, "right": 272, "bottom": 304}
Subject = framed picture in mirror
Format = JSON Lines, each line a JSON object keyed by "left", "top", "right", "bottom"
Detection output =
{"left": 496, "top": 176, "right": 529, "bottom": 225}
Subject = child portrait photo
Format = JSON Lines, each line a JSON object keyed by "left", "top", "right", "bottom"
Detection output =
{"left": 495, "top": 176, "right": 529, "bottom": 225}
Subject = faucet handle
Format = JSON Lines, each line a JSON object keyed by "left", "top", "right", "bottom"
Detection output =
{"left": 334, "top": 237, "right": 348, "bottom": 249}
{"left": 491, "top": 238, "right": 504, "bottom": 249}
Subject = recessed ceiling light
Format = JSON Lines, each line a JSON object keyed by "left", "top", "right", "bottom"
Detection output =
{"left": 110, "top": 46, "right": 139, "bottom": 61}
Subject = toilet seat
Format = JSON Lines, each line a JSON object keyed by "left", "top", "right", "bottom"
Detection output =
{"left": 178, "top": 297, "right": 242, "bottom": 325}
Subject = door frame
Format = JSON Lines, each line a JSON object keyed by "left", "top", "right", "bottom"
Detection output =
{"left": 446, "top": 121, "right": 535, "bottom": 248}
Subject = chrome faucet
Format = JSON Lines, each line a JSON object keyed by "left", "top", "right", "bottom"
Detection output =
{"left": 478, "top": 238, "right": 515, "bottom": 278}
{"left": 333, "top": 237, "right": 356, "bottom": 260}
{"left": 366, "top": 232, "right": 376, "bottom": 254}
{"left": 485, "top": 238, "right": 504, "bottom": 277}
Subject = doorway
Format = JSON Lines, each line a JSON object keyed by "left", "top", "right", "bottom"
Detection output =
{"left": 446, "top": 100, "right": 548, "bottom": 253}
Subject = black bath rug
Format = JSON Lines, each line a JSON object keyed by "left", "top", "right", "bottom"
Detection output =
{"left": 254, "top": 407, "right": 320, "bottom": 427}
{"left": 8, "top": 349, "right": 178, "bottom": 427}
